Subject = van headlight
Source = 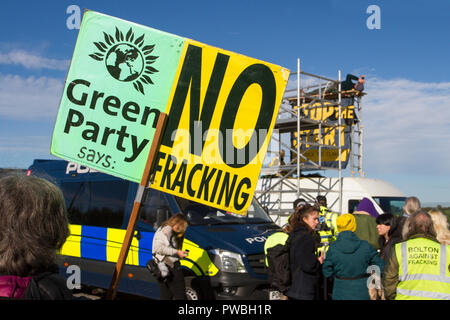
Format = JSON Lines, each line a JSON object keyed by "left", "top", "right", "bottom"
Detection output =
{"left": 209, "top": 249, "right": 247, "bottom": 273}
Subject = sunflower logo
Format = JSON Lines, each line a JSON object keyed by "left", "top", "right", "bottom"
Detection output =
{"left": 89, "top": 27, "right": 159, "bottom": 94}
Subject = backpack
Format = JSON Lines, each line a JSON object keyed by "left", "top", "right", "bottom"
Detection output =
{"left": 266, "top": 236, "right": 292, "bottom": 294}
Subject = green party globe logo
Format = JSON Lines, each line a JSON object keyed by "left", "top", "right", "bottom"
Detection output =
{"left": 106, "top": 43, "right": 143, "bottom": 82}
{"left": 89, "top": 27, "right": 159, "bottom": 94}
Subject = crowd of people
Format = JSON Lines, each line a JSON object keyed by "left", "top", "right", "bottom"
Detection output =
{"left": 1, "top": 174, "right": 449, "bottom": 301}
{"left": 264, "top": 195, "right": 450, "bottom": 300}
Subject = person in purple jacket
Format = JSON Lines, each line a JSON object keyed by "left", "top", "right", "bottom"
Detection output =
{"left": 0, "top": 175, "right": 74, "bottom": 299}
{"left": 352, "top": 198, "right": 381, "bottom": 250}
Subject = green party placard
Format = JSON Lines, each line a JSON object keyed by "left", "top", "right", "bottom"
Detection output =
{"left": 51, "top": 10, "right": 185, "bottom": 182}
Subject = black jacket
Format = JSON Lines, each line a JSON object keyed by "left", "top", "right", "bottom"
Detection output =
{"left": 23, "top": 272, "right": 76, "bottom": 300}
{"left": 286, "top": 225, "right": 321, "bottom": 300}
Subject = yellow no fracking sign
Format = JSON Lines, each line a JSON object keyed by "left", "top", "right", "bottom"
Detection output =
{"left": 150, "top": 39, "right": 289, "bottom": 214}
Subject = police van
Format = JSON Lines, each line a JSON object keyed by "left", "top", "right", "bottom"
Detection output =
{"left": 28, "top": 159, "right": 280, "bottom": 299}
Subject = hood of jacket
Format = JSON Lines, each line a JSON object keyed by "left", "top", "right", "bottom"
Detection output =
{"left": 355, "top": 198, "right": 379, "bottom": 219}
{"left": 0, "top": 275, "right": 32, "bottom": 299}
{"left": 333, "top": 231, "right": 362, "bottom": 254}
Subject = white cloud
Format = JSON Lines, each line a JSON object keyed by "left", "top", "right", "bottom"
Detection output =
{"left": 0, "top": 50, "right": 70, "bottom": 71}
{"left": 0, "top": 73, "right": 63, "bottom": 119}
{"left": 363, "top": 77, "right": 450, "bottom": 175}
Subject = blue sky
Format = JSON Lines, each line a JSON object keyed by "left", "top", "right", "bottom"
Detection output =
{"left": 1, "top": 0, "right": 450, "bottom": 203}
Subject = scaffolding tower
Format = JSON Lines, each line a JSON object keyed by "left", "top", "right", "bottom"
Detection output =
{"left": 255, "top": 59, "right": 365, "bottom": 224}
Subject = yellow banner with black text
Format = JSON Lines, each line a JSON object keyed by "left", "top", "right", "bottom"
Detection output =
{"left": 150, "top": 39, "right": 289, "bottom": 214}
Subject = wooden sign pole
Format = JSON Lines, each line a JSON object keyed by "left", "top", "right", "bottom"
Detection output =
{"left": 106, "top": 112, "right": 167, "bottom": 300}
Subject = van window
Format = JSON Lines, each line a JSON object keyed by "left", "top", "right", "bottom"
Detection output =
{"left": 139, "top": 189, "right": 170, "bottom": 229}
{"left": 373, "top": 197, "right": 406, "bottom": 216}
{"left": 348, "top": 200, "right": 360, "bottom": 213}
{"left": 62, "top": 181, "right": 128, "bottom": 228}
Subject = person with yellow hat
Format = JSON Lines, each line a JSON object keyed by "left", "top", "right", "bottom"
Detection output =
{"left": 337, "top": 213, "right": 357, "bottom": 232}
{"left": 322, "top": 214, "right": 384, "bottom": 300}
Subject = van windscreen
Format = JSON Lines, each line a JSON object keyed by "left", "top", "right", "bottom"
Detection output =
{"left": 176, "top": 197, "right": 273, "bottom": 226}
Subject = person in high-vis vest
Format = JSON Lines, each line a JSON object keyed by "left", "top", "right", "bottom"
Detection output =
{"left": 264, "top": 215, "right": 294, "bottom": 300}
{"left": 316, "top": 196, "right": 339, "bottom": 255}
{"left": 264, "top": 230, "right": 289, "bottom": 267}
{"left": 383, "top": 210, "right": 450, "bottom": 300}
{"left": 315, "top": 196, "right": 339, "bottom": 300}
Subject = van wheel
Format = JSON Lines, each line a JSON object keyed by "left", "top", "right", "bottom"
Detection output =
{"left": 185, "top": 277, "right": 201, "bottom": 300}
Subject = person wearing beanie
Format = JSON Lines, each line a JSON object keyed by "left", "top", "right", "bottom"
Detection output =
{"left": 352, "top": 198, "right": 381, "bottom": 250}
{"left": 336, "top": 213, "right": 357, "bottom": 232}
{"left": 322, "top": 214, "right": 384, "bottom": 300}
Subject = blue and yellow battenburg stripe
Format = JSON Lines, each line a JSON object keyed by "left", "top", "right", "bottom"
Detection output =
{"left": 59, "top": 224, "right": 218, "bottom": 277}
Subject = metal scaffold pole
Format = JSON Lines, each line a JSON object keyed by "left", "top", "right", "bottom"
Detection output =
{"left": 297, "top": 58, "right": 301, "bottom": 197}
{"left": 338, "top": 70, "right": 342, "bottom": 214}
{"left": 359, "top": 97, "right": 365, "bottom": 177}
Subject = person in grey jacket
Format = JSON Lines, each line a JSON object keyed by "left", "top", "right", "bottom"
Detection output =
{"left": 152, "top": 213, "right": 189, "bottom": 300}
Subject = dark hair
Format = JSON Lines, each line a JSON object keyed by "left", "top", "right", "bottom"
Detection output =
{"left": 0, "top": 175, "right": 69, "bottom": 276}
{"left": 293, "top": 198, "right": 307, "bottom": 210}
{"left": 376, "top": 213, "right": 395, "bottom": 226}
{"left": 405, "top": 210, "right": 436, "bottom": 239}
{"left": 289, "top": 204, "right": 318, "bottom": 233}
{"left": 316, "top": 195, "right": 327, "bottom": 207}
